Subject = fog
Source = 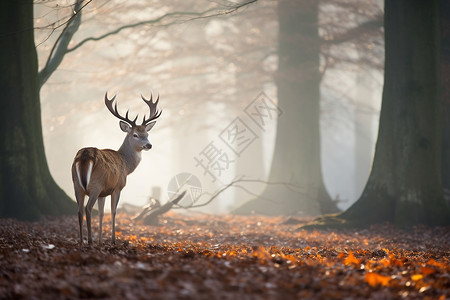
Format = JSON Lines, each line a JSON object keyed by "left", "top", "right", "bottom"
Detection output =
{"left": 35, "top": 0, "right": 383, "bottom": 214}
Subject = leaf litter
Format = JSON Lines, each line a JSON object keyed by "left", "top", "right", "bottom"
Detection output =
{"left": 0, "top": 212, "right": 449, "bottom": 299}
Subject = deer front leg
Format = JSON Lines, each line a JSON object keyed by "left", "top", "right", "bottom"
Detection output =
{"left": 85, "top": 193, "right": 99, "bottom": 245}
{"left": 110, "top": 191, "right": 121, "bottom": 245}
{"left": 98, "top": 197, "right": 105, "bottom": 243}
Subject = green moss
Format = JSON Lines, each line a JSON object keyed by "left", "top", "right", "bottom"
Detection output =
{"left": 298, "top": 213, "right": 364, "bottom": 230}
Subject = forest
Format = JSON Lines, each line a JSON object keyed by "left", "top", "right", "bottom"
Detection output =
{"left": 0, "top": 0, "right": 449, "bottom": 299}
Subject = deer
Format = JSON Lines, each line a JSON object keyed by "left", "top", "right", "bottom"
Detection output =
{"left": 71, "top": 92, "right": 161, "bottom": 245}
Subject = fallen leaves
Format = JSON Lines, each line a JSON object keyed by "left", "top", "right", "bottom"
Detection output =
{"left": 343, "top": 251, "right": 360, "bottom": 265}
{"left": 365, "top": 272, "right": 391, "bottom": 287}
{"left": 411, "top": 274, "right": 424, "bottom": 281}
{"left": 0, "top": 213, "right": 449, "bottom": 299}
{"left": 252, "top": 245, "right": 272, "bottom": 262}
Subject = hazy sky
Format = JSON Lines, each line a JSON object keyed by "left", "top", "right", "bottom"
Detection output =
{"left": 35, "top": 0, "right": 383, "bottom": 213}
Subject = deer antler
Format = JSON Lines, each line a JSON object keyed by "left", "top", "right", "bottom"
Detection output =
{"left": 141, "top": 93, "right": 162, "bottom": 125}
{"left": 104, "top": 92, "right": 138, "bottom": 126}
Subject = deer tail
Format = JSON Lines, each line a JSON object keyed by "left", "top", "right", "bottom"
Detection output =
{"left": 74, "top": 148, "right": 96, "bottom": 192}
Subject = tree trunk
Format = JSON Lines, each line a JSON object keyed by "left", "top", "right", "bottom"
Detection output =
{"left": 440, "top": 0, "right": 450, "bottom": 202}
{"left": 234, "top": 0, "right": 340, "bottom": 216}
{"left": 0, "top": 0, "right": 76, "bottom": 220}
{"left": 308, "top": 0, "right": 450, "bottom": 228}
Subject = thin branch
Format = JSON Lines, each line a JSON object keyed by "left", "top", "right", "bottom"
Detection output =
{"left": 66, "top": 0, "right": 258, "bottom": 54}
{"left": 322, "top": 15, "right": 383, "bottom": 45}
{"left": 38, "top": 0, "right": 89, "bottom": 88}
{"left": 42, "top": 1, "right": 84, "bottom": 67}
{"left": 175, "top": 177, "right": 305, "bottom": 209}
{"left": 35, "top": 0, "right": 92, "bottom": 48}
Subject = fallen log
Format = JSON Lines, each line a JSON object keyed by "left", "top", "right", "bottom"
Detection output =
{"left": 133, "top": 191, "right": 186, "bottom": 225}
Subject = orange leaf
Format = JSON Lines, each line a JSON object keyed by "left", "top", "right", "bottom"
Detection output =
{"left": 365, "top": 272, "right": 391, "bottom": 287}
{"left": 284, "top": 254, "right": 297, "bottom": 263}
{"left": 386, "top": 254, "right": 404, "bottom": 267}
{"left": 427, "top": 258, "right": 446, "bottom": 269}
{"left": 411, "top": 274, "right": 423, "bottom": 281}
{"left": 420, "top": 266, "right": 435, "bottom": 275}
{"left": 391, "top": 257, "right": 404, "bottom": 267}
{"left": 344, "top": 252, "right": 360, "bottom": 265}
{"left": 379, "top": 257, "right": 390, "bottom": 267}
{"left": 394, "top": 259, "right": 404, "bottom": 267}
{"left": 253, "top": 246, "right": 272, "bottom": 261}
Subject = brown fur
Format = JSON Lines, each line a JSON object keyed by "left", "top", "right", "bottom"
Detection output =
{"left": 72, "top": 147, "right": 127, "bottom": 198}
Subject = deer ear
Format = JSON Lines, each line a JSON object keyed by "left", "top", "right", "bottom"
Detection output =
{"left": 119, "top": 121, "right": 131, "bottom": 133}
{"left": 145, "top": 121, "right": 156, "bottom": 132}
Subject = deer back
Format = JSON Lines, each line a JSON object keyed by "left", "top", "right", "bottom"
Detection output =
{"left": 72, "top": 147, "right": 128, "bottom": 198}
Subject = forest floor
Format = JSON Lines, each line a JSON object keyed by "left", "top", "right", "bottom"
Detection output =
{"left": 0, "top": 212, "right": 449, "bottom": 300}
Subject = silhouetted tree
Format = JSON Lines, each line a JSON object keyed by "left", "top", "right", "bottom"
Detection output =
{"left": 234, "top": 0, "right": 340, "bottom": 216}
{"left": 307, "top": 0, "right": 450, "bottom": 227}
{"left": 0, "top": 0, "right": 78, "bottom": 219}
{"left": 440, "top": 0, "right": 450, "bottom": 201}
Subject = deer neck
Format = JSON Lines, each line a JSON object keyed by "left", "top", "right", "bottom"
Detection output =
{"left": 118, "top": 137, "right": 142, "bottom": 174}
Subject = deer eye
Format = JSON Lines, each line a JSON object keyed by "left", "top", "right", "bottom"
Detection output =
{"left": 133, "top": 133, "right": 138, "bottom": 138}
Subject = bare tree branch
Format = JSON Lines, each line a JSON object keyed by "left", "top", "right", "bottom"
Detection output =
{"left": 175, "top": 177, "right": 305, "bottom": 209}
{"left": 35, "top": 0, "right": 92, "bottom": 45}
{"left": 66, "top": 0, "right": 258, "bottom": 54}
{"left": 130, "top": 176, "right": 304, "bottom": 222}
{"left": 322, "top": 15, "right": 383, "bottom": 45}
{"left": 38, "top": 0, "right": 90, "bottom": 88}
{"left": 36, "top": 0, "right": 257, "bottom": 89}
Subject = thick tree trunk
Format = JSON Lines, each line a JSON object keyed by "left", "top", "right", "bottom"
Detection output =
{"left": 234, "top": 0, "right": 340, "bottom": 216}
{"left": 441, "top": 0, "right": 450, "bottom": 202}
{"left": 307, "top": 0, "right": 450, "bottom": 228}
{"left": 0, "top": 0, "right": 76, "bottom": 220}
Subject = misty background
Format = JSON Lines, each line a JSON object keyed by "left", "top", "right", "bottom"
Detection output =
{"left": 34, "top": 0, "right": 383, "bottom": 213}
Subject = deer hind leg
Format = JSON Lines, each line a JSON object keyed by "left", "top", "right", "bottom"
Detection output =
{"left": 85, "top": 191, "right": 100, "bottom": 245}
{"left": 98, "top": 197, "right": 105, "bottom": 243}
{"left": 110, "top": 190, "right": 121, "bottom": 245}
{"left": 74, "top": 188, "right": 85, "bottom": 245}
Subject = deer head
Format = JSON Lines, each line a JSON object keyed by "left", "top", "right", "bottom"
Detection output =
{"left": 104, "top": 92, "right": 162, "bottom": 151}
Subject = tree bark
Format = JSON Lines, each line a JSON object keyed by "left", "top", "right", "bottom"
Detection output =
{"left": 234, "top": 0, "right": 340, "bottom": 216}
{"left": 306, "top": 0, "right": 450, "bottom": 228}
{"left": 440, "top": 0, "right": 450, "bottom": 202}
{"left": 0, "top": 0, "right": 76, "bottom": 220}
